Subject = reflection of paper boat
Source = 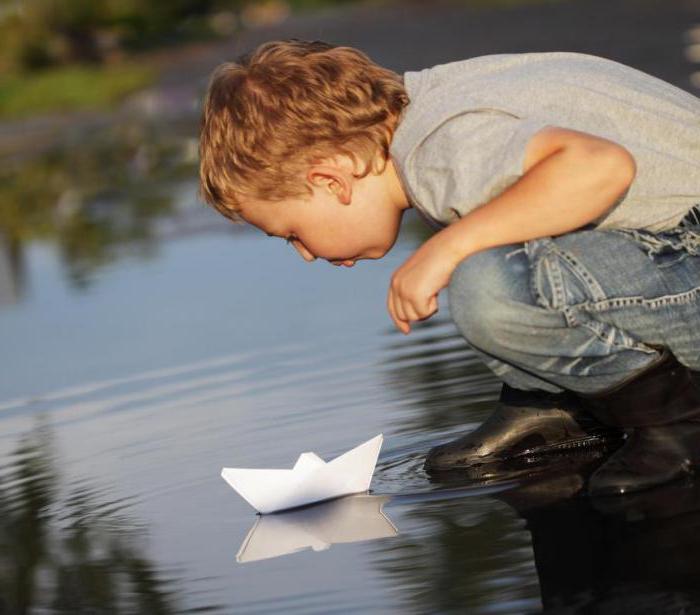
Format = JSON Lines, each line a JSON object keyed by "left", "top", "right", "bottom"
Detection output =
{"left": 221, "top": 434, "right": 383, "bottom": 514}
{"left": 237, "top": 494, "right": 398, "bottom": 563}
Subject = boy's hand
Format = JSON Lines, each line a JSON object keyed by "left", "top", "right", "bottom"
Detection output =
{"left": 388, "top": 235, "right": 459, "bottom": 334}
{"left": 386, "top": 127, "right": 637, "bottom": 335}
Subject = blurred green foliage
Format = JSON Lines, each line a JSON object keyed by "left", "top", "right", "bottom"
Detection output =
{"left": 0, "top": 63, "right": 155, "bottom": 118}
{"left": 0, "top": 0, "right": 245, "bottom": 72}
{"left": 0, "top": 0, "right": 368, "bottom": 75}
{"left": 0, "top": 120, "right": 197, "bottom": 288}
{"left": 0, "top": 0, "right": 371, "bottom": 118}
{"left": 286, "top": 0, "right": 362, "bottom": 12}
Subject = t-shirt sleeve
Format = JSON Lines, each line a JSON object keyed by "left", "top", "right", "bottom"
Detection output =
{"left": 412, "top": 109, "right": 552, "bottom": 224}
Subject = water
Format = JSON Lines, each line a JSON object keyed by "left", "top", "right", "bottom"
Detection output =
{"left": 3, "top": 105, "right": 700, "bottom": 615}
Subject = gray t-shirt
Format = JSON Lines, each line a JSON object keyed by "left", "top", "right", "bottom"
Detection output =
{"left": 390, "top": 52, "right": 700, "bottom": 232}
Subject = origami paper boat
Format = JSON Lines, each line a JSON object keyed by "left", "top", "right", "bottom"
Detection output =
{"left": 236, "top": 494, "right": 398, "bottom": 563}
{"left": 221, "top": 434, "right": 383, "bottom": 514}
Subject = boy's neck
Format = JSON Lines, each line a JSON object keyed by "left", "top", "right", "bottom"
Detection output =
{"left": 386, "top": 157, "right": 412, "bottom": 213}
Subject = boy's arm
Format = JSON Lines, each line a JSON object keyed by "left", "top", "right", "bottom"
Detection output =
{"left": 387, "top": 126, "right": 637, "bottom": 334}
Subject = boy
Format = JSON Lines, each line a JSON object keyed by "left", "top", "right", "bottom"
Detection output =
{"left": 199, "top": 39, "right": 700, "bottom": 497}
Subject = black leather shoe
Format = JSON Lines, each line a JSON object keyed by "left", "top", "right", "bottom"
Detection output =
{"left": 423, "top": 384, "right": 622, "bottom": 473}
{"left": 580, "top": 349, "right": 700, "bottom": 497}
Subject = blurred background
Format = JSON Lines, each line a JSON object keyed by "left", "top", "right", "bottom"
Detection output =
{"left": 2, "top": 0, "right": 700, "bottom": 612}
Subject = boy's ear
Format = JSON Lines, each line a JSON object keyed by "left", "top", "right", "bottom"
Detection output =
{"left": 306, "top": 161, "right": 353, "bottom": 205}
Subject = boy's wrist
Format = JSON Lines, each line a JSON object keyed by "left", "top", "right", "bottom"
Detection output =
{"left": 431, "top": 223, "right": 479, "bottom": 272}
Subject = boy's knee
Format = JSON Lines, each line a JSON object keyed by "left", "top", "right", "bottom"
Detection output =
{"left": 448, "top": 245, "right": 531, "bottom": 348}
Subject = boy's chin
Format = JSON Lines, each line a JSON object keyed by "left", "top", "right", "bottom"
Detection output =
{"left": 366, "top": 246, "right": 391, "bottom": 260}
{"left": 379, "top": 233, "right": 402, "bottom": 258}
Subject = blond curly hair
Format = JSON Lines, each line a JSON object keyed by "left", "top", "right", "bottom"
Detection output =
{"left": 199, "top": 39, "right": 409, "bottom": 222}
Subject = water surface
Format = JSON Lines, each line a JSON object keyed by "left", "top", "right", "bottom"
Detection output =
{"left": 2, "top": 114, "right": 700, "bottom": 615}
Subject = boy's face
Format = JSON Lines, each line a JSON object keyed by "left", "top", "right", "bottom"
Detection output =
{"left": 239, "top": 157, "right": 408, "bottom": 267}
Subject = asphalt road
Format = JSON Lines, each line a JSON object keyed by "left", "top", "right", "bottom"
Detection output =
{"left": 220, "top": 0, "right": 700, "bottom": 92}
{"left": 2, "top": 0, "right": 699, "bottom": 159}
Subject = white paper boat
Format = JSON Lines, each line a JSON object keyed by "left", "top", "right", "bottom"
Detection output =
{"left": 236, "top": 494, "right": 398, "bottom": 563}
{"left": 221, "top": 434, "right": 383, "bottom": 514}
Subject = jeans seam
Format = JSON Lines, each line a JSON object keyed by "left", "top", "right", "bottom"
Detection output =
{"left": 553, "top": 246, "right": 607, "bottom": 302}
{"left": 529, "top": 242, "right": 553, "bottom": 308}
{"left": 546, "top": 250, "right": 566, "bottom": 309}
{"left": 563, "top": 306, "right": 579, "bottom": 327}
{"left": 531, "top": 243, "right": 607, "bottom": 311}
{"left": 575, "top": 285, "right": 700, "bottom": 311}
{"left": 531, "top": 241, "right": 660, "bottom": 351}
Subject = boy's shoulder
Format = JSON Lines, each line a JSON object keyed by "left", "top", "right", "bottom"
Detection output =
{"left": 403, "top": 50, "right": 656, "bottom": 92}
{"left": 394, "top": 49, "right": 700, "bottom": 174}
{"left": 390, "top": 51, "right": 700, "bottom": 231}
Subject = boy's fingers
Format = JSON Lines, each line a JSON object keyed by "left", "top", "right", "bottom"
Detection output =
{"left": 414, "top": 295, "right": 438, "bottom": 320}
{"left": 388, "top": 289, "right": 410, "bottom": 333}
{"left": 403, "top": 302, "right": 421, "bottom": 323}
{"left": 427, "top": 295, "right": 439, "bottom": 316}
{"left": 387, "top": 289, "right": 401, "bottom": 329}
{"left": 394, "top": 288, "right": 433, "bottom": 323}
{"left": 389, "top": 281, "right": 409, "bottom": 323}
{"left": 394, "top": 295, "right": 409, "bottom": 324}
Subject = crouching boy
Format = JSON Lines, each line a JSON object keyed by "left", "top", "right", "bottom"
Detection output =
{"left": 199, "top": 39, "right": 700, "bottom": 496}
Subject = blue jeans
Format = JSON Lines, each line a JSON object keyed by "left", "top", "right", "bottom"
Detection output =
{"left": 448, "top": 206, "right": 700, "bottom": 394}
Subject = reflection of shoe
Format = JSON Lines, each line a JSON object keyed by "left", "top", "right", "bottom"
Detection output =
{"left": 580, "top": 349, "right": 700, "bottom": 497}
{"left": 590, "top": 474, "right": 700, "bottom": 520}
{"left": 423, "top": 384, "right": 622, "bottom": 473}
{"left": 426, "top": 445, "right": 609, "bottom": 503}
